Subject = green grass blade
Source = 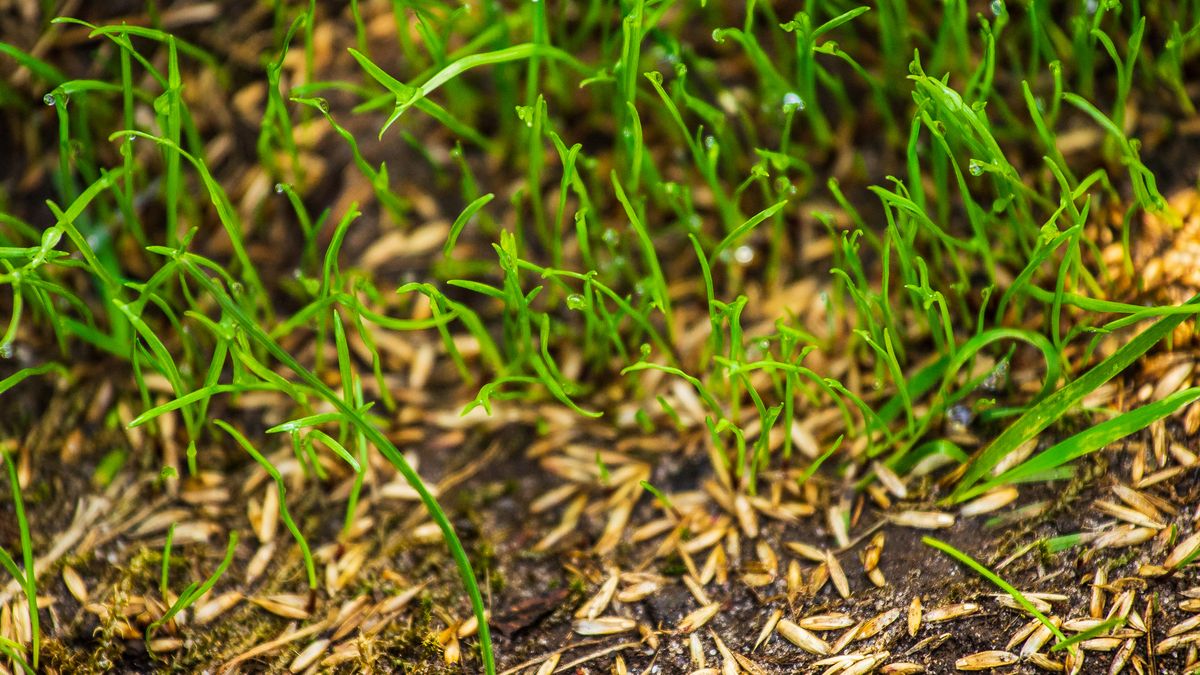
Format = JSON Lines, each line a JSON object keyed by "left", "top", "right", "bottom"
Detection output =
{"left": 950, "top": 293, "right": 1200, "bottom": 501}
{"left": 923, "top": 536, "right": 1067, "bottom": 647}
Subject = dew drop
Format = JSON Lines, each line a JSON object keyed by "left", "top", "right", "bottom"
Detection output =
{"left": 602, "top": 228, "right": 619, "bottom": 245}
{"left": 733, "top": 245, "right": 754, "bottom": 265}
{"left": 968, "top": 159, "right": 984, "bottom": 176}
{"left": 566, "top": 294, "right": 587, "bottom": 310}
{"left": 274, "top": 182, "right": 287, "bottom": 194}
{"left": 230, "top": 281, "right": 244, "bottom": 296}
{"left": 1086, "top": 0, "right": 1098, "bottom": 14}
{"left": 43, "top": 93, "right": 55, "bottom": 106}
{"left": 947, "top": 404, "right": 974, "bottom": 429}
{"left": 703, "top": 135, "right": 717, "bottom": 150}
{"left": 782, "top": 91, "right": 805, "bottom": 112}
{"left": 989, "top": 0, "right": 1004, "bottom": 16}
{"left": 686, "top": 214, "right": 702, "bottom": 231}
{"left": 0, "top": 343, "right": 12, "bottom": 359}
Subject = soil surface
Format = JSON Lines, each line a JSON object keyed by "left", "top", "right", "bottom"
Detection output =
{"left": 2, "top": 1, "right": 1200, "bottom": 675}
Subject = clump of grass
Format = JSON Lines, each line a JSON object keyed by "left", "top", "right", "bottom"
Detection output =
{"left": 2, "top": 0, "right": 1199, "bottom": 671}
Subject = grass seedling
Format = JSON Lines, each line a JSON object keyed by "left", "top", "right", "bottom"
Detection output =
{"left": 951, "top": 293, "right": 1200, "bottom": 502}
{"left": 923, "top": 536, "right": 1068, "bottom": 649}
{"left": 147, "top": 531, "right": 238, "bottom": 640}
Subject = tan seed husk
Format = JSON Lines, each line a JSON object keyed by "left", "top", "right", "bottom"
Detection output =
{"left": 800, "top": 613, "right": 857, "bottom": 631}
{"left": 1065, "top": 649, "right": 1085, "bottom": 675}
{"left": 678, "top": 602, "right": 721, "bottom": 633}
{"left": 1094, "top": 501, "right": 1165, "bottom": 530}
{"left": 843, "top": 653, "right": 889, "bottom": 675}
{"left": 576, "top": 573, "right": 620, "bottom": 620}
{"left": 809, "top": 562, "right": 830, "bottom": 596}
{"left": 867, "top": 566, "right": 887, "bottom": 588}
{"left": 1006, "top": 617, "right": 1041, "bottom": 650}
{"left": 530, "top": 483, "right": 579, "bottom": 513}
{"left": 955, "top": 650, "right": 1018, "bottom": 670}
{"left": 1028, "top": 652, "right": 1064, "bottom": 671}
{"left": 289, "top": 638, "right": 329, "bottom": 673}
{"left": 906, "top": 632, "right": 951, "bottom": 655}
{"left": 787, "top": 541, "right": 828, "bottom": 562}
{"left": 828, "top": 550, "right": 851, "bottom": 599}
{"left": 617, "top": 580, "right": 661, "bottom": 603}
{"left": 574, "top": 616, "right": 636, "bottom": 636}
{"left": 534, "top": 654, "right": 561, "bottom": 675}
{"left": 786, "top": 560, "right": 804, "bottom": 604}
{"left": 1155, "top": 632, "right": 1200, "bottom": 654}
{"left": 872, "top": 461, "right": 908, "bottom": 499}
{"left": 960, "top": 487, "right": 1018, "bottom": 517}
{"left": 892, "top": 510, "right": 955, "bottom": 529}
{"left": 1063, "top": 617, "right": 1107, "bottom": 632}
{"left": 689, "top": 632, "right": 706, "bottom": 668}
{"left": 734, "top": 494, "right": 759, "bottom": 539}
{"left": 1170, "top": 613, "right": 1200, "bottom": 637}
{"left": 1111, "top": 484, "right": 1165, "bottom": 521}
{"left": 1081, "top": 637, "right": 1123, "bottom": 651}
{"left": 777, "top": 618, "right": 831, "bottom": 655}
{"left": 925, "top": 602, "right": 980, "bottom": 623}
{"left": 1108, "top": 638, "right": 1135, "bottom": 675}
{"left": 594, "top": 501, "right": 633, "bottom": 556}
{"left": 995, "top": 593, "right": 1051, "bottom": 613}
{"left": 251, "top": 594, "right": 310, "bottom": 620}
{"left": 62, "top": 565, "right": 87, "bottom": 604}
{"left": 830, "top": 621, "right": 863, "bottom": 655}
{"left": 245, "top": 541, "right": 276, "bottom": 585}
{"left": 1021, "top": 616, "right": 1061, "bottom": 656}
{"left": 1135, "top": 466, "right": 1183, "bottom": 488}
{"left": 859, "top": 608, "right": 901, "bottom": 640}
{"left": 828, "top": 504, "right": 850, "bottom": 548}
{"left": 862, "top": 532, "right": 885, "bottom": 572}
{"left": 148, "top": 637, "right": 183, "bottom": 653}
{"left": 907, "top": 597, "right": 922, "bottom": 637}
{"left": 683, "top": 574, "right": 712, "bottom": 606}
{"left": 755, "top": 609, "right": 782, "bottom": 651}
{"left": 1094, "top": 525, "right": 1157, "bottom": 549}
{"left": 1092, "top": 566, "right": 1108, "bottom": 618}
{"left": 194, "top": 592, "right": 243, "bottom": 625}
{"left": 1181, "top": 598, "right": 1200, "bottom": 612}
{"left": 733, "top": 651, "right": 769, "bottom": 675}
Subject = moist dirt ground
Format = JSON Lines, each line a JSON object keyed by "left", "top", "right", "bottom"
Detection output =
{"left": 2, "top": 2, "right": 1200, "bottom": 674}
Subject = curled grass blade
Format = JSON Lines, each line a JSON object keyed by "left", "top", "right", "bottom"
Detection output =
{"left": 214, "top": 420, "right": 317, "bottom": 589}
{"left": 171, "top": 253, "right": 495, "bottom": 674}
{"left": 950, "top": 293, "right": 1200, "bottom": 501}
{"left": 972, "top": 387, "right": 1200, "bottom": 497}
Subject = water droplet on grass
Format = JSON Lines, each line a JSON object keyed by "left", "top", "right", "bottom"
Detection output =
{"left": 566, "top": 294, "right": 586, "bottom": 310}
{"left": 990, "top": 0, "right": 1004, "bottom": 15}
{"left": 0, "top": 343, "right": 12, "bottom": 359}
{"left": 733, "top": 245, "right": 754, "bottom": 265}
{"left": 782, "top": 92, "right": 805, "bottom": 112}
{"left": 274, "top": 183, "right": 287, "bottom": 194}
{"left": 602, "top": 228, "right": 619, "bottom": 245}
{"left": 969, "top": 159, "right": 984, "bottom": 176}
{"left": 43, "top": 93, "right": 55, "bottom": 106}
